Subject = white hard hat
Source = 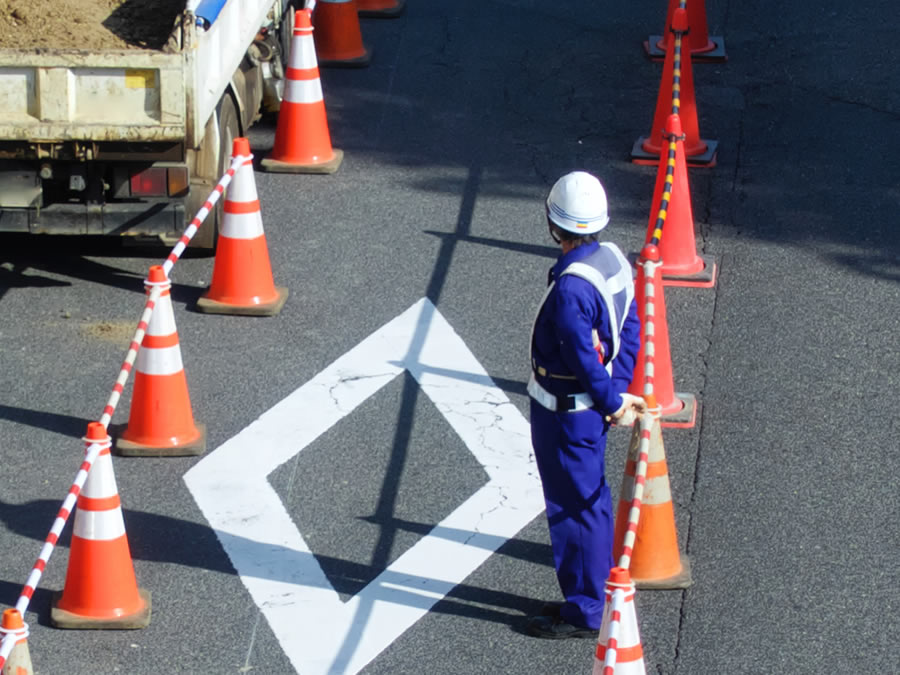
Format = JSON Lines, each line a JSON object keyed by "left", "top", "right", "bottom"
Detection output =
{"left": 545, "top": 171, "right": 609, "bottom": 235}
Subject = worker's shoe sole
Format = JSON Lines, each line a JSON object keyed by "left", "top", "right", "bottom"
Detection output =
{"left": 525, "top": 614, "right": 598, "bottom": 640}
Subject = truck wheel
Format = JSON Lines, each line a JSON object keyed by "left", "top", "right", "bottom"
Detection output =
{"left": 280, "top": 0, "right": 298, "bottom": 68}
{"left": 191, "top": 93, "right": 241, "bottom": 250}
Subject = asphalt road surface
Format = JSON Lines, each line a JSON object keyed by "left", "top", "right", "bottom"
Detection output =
{"left": 1, "top": 1, "right": 898, "bottom": 673}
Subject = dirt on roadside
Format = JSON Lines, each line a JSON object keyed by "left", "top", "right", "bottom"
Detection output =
{"left": 0, "top": 0, "right": 185, "bottom": 51}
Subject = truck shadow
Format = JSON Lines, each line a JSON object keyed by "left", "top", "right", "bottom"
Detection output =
{"left": 0, "top": 233, "right": 207, "bottom": 305}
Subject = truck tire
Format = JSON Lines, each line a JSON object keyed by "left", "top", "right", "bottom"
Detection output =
{"left": 280, "top": 1, "right": 298, "bottom": 69}
{"left": 190, "top": 93, "right": 241, "bottom": 250}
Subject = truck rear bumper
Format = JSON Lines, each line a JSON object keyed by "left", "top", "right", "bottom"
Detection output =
{"left": 0, "top": 201, "right": 184, "bottom": 237}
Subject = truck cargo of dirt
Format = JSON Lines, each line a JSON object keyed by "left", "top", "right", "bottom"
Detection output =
{"left": 0, "top": 0, "right": 185, "bottom": 50}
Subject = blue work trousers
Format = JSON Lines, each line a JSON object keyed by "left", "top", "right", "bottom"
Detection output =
{"left": 530, "top": 401, "right": 613, "bottom": 629}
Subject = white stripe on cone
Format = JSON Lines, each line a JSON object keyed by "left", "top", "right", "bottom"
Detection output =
{"left": 226, "top": 163, "right": 260, "bottom": 203}
{"left": 135, "top": 344, "right": 184, "bottom": 376}
{"left": 292, "top": 30, "right": 317, "bottom": 66}
{"left": 284, "top": 78, "right": 324, "bottom": 105}
{"left": 81, "top": 453, "right": 119, "bottom": 500}
{"left": 619, "top": 474, "right": 672, "bottom": 504}
{"left": 220, "top": 211, "right": 265, "bottom": 240}
{"left": 72, "top": 507, "right": 127, "bottom": 541}
{"left": 145, "top": 291, "right": 177, "bottom": 338}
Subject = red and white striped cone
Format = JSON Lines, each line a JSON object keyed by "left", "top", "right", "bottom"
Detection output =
{"left": 592, "top": 568, "right": 646, "bottom": 675}
{"left": 52, "top": 423, "right": 151, "bottom": 629}
{"left": 262, "top": 9, "right": 344, "bottom": 173}
{"left": 199, "top": 138, "right": 288, "bottom": 315}
{"left": 0, "top": 609, "right": 33, "bottom": 675}
{"left": 116, "top": 266, "right": 206, "bottom": 456}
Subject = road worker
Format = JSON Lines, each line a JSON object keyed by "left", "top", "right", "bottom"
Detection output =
{"left": 526, "top": 171, "right": 646, "bottom": 639}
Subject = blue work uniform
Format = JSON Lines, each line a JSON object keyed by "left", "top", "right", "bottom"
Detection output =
{"left": 528, "top": 239, "right": 641, "bottom": 629}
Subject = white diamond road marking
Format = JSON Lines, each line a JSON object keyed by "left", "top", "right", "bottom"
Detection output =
{"left": 184, "top": 298, "right": 545, "bottom": 674}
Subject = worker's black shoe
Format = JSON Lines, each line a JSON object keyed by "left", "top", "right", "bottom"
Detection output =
{"left": 526, "top": 614, "right": 598, "bottom": 640}
{"left": 538, "top": 601, "right": 563, "bottom": 617}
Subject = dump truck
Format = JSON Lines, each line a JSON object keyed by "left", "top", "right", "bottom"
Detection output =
{"left": 0, "top": 0, "right": 299, "bottom": 248}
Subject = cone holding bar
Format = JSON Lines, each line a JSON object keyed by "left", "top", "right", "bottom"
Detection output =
{"left": 591, "top": 568, "right": 646, "bottom": 674}
{"left": 644, "top": 0, "right": 726, "bottom": 62}
{"left": 632, "top": 8, "right": 717, "bottom": 167}
{"left": 52, "top": 423, "right": 151, "bottom": 629}
{"left": 612, "top": 416, "right": 692, "bottom": 589}
{"left": 200, "top": 138, "right": 289, "bottom": 315}
{"left": 628, "top": 245, "right": 698, "bottom": 428}
{"left": 646, "top": 114, "right": 716, "bottom": 288}
{"left": 358, "top": 0, "right": 405, "bottom": 18}
{"left": 313, "top": 0, "right": 372, "bottom": 67}
{"left": 116, "top": 266, "right": 206, "bottom": 455}
{"left": 262, "top": 10, "right": 344, "bottom": 174}
{"left": 1, "top": 609, "right": 34, "bottom": 675}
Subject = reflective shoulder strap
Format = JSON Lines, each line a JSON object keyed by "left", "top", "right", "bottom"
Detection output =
{"left": 559, "top": 262, "right": 621, "bottom": 362}
{"left": 599, "top": 242, "right": 635, "bottom": 335}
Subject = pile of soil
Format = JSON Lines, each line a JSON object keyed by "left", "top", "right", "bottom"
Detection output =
{"left": 0, "top": 0, "right": 185, "bottom": 50}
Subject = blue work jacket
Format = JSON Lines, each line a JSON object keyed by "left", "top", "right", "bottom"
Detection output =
{"left": 531, "top": 241, "right": 641, "bottom": 417}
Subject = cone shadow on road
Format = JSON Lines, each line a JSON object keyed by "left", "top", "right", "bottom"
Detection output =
{"left": 0, "top": 405, "right": 89, "bottom": 439}
{"left": 0, "top": 498, "right": 550, "bottom": 628}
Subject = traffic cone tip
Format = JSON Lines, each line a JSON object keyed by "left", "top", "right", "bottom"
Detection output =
{"left": 232, "top": 137, "right": 251, "bottom": 158}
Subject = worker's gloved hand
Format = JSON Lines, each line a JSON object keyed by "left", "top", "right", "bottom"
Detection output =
{"left": 608, "top": 393, "right": 648, "bottom": 425}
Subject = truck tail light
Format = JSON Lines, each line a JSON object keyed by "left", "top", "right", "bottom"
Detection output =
{"left": 129, "top": 166, "right": 189, "bottom": 197}
{"left": 130, "top": 168, "right": 167, "bottom": 196}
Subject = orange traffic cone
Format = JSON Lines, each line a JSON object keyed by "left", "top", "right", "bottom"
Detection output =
{"left": 200, "top": 139, "right": 289, "bottom": 315}
{"left": 313, "top": 0, "right": 372, "bottom": 67}
{"left": 51, "top": 423, "right": 151, "bottom": 628}
{"left": 1, "top": 609, "right": 33, "bottom": 675}
{"left": 643, "top": 0, "right": 726, "bottom": 62}
{"left": 116, "top": 266, "right": 206, "bottom": 456}
{"left": 632, "top": 7, "right": 717, "bottom": 167}
{"left": 628, "top": 245, "right": 698, "bottom": 428}
{"left": 358, "top": 0, "right": 405, "bottom": 18}
{"left": 645, "top": 114, "right": 716, "bottom": 288}
{"left": 592, "top": 568, "right": 646, "bottom": 674}
{"left": 612, "top": 417, "right": 692, "bottom": 589}
{"left": 261, "top": 10, "right": 344, "bottom": 174}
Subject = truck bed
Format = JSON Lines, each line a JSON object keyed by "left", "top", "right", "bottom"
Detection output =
{"left": 0, "top": 0, "right": 186, "bottom": 51}
{"left": 0, "top": 0, "right": 278, "bottom": 147}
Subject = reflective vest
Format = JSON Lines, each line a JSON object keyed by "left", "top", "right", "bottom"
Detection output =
{"left": 531, "top": 242, "right": 635, "bottom": 375}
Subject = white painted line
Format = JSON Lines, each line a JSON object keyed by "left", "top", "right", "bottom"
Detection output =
{"left": 184, "top": 298, "right": 544, "bottom": 674}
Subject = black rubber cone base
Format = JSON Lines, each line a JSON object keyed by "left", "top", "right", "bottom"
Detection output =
{"left": 195, "top": 287, "right": 289, "bottom": 316}
{"left": 643, "top": 35, "right": 727, "bottom": 62}
{"left": 114, "top": 424, "right": 207, "bottom": 457}
{"left": 317, "top": 47, "right": 372, "bottom": 69}
{"left": 662, "top": 255, "right": 717, "bottom": 288}
{"left": 631, "top": 137, "right": 718, "bottom": 167}
{"left": 660, "top": 393, "right": 698, "bottom": 429}
{"left": 51, "top": 588, "right": 152, "bottom": 629}
{"left": 261, "top": 150, "right": 343, "bottom": 175}
{"left": 359, "top": 0, "right": 405, "bottom": 18}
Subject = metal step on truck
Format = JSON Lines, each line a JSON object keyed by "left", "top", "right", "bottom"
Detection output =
{"left": 0, "top": 0, "right": 299, "bottom": 249}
